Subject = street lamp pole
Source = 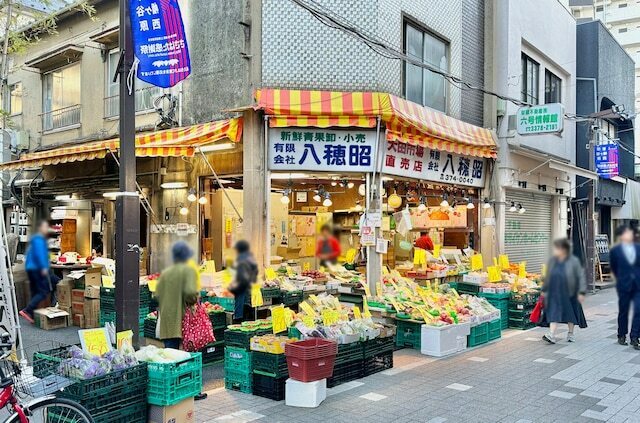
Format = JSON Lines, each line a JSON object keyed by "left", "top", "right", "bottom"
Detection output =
{"left": 116, "top": 0, "right": 141, "bottom": 344}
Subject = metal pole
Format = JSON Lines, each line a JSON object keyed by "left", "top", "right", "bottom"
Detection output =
{"left": 586, "top": 128, "right": 597, "bottom": 293}
{"left": 116, "top": 0, "right": 140, "bottom": 344}
{"left": 1, "top": 0, "right": 13, "bottom": 130}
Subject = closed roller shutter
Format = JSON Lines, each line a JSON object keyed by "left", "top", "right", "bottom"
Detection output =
{"left": 504, "top": 191, "right": 552, "bottom": 273}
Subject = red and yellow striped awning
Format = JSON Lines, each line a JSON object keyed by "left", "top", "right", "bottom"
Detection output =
{"left": 255, "top": 89, "right": 496, "bottom": 158}
{"left": 0, "top": 118, "right": 243, "bottom": 171}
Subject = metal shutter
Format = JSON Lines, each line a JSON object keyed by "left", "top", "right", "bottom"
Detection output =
{"left": 504, "top": 191, "right": 553, "bottom": 273}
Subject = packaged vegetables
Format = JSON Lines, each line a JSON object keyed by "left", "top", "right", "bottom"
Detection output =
{"left": 58, "top": 345, "right": 138, "bottom": 380}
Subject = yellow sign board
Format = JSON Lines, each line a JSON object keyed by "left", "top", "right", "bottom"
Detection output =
{"left": 251, "top": 283, "right": 264, "bottom": 307}
{"left": 518, "top": 261, "right": 527, "bottom": 278}
{"left": 302, "top": 315, "right": 315, "bottom": 328}
{"left": 116, "top": 330, "right": 133, "bottom": 351}
{"left": 264, "top": 268, "right": 277, "bottom": 281}
{"left": 433, "top": 244, "right": 441, "bottom": 259}
{"left": 499, "top": 255, "right": 510, "bottom": 269}
{"left": 362, "top": 296, "right": 372, "bottom": 318}
{"left": 353, "top": 305, "right": 362, "bottom": 319}
{"left": 299, "top": 301, "right": 317, "bottom": 317}
{"left": 303, "top": 262, "right": 311, "bottom": 272}
{"left": 286, "top": 266, "right": 295, "bottom": 278}
{"left": 487, "top": 265, "right": 502, "bottom": 283}
{"left": 147, "top": 279, "right": 158, "bottom": 293}
{"left": 413, "top": 248, "right": 427, "bottom": 265}
{"left": 470, "top": 254, "right": 483, "bottom": 271}
{"left": 345, "top": 248, "right": 357, "bottom": 264}
{"left": 271, "top": 306, "right": 287, "bottom": 334}
{"left": 79, "top": 328, "right": 111, "bottom": 356}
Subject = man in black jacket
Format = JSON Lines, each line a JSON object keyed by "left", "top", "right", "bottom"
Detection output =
{"left": 230, "top": 240, "right": 258, "bottom": 322}
{"left": 610, "top": 225, "right": 640, "bottom": 349}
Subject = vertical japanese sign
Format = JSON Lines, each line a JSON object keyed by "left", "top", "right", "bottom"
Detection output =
{"left": 595, "top": 141, "right": 619, "bottom": 179}
{"left": 268, "top": 128, "right": 377, "bottom": 172}
{"left": 382, "top": 140, "right": 486, "bottom": 188}
{"left": 130, "top": 0, "right": 191, "bottom": 88}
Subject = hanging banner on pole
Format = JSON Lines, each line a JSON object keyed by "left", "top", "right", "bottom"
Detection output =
{"left": 595, "top": 141, "right": 619, "bottom": 179}
{"left": 130, "top": 0, "right": 191, "bottom": 88}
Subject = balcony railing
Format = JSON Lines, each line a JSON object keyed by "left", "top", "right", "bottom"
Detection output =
{"left": 104, "top": 86, "right": 163, "bottom": 118}
{"left": 41, "top": 104, "right": 81, "bottom": 132}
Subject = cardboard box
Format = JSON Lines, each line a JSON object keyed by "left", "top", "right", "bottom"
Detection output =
{"left": 56, "top": 280, "right": 73, "bottom": 307}
{"left": 59, "top": 305, "right": 72, "bottom": 317}
{"left": 84, "top": 267, "right": 102, "bottom": 287}
{"left": 84, "top": 285, "right": 100, "bottom": 299}
{"left": 84, "top": 299, "right": 100, "bottom": 323}
{"left": 84, "top": 318, "right": 99, "bottom": 329}
{"left": 148, "top": 397, "right": 194, "bottom": 423}
{"left": 71, "top": 289, "right": 84, "bottom": 302}
{"left": 34, "top": 307, "right": 69, "bottom": 330}
{"left": 71, "top": 301, "right": 84, "bottom": 315}
{"left": 72, "top": 313, "right": 84, "bottom": 328}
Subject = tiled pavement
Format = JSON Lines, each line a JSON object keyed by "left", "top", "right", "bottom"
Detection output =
{"left": 196, "top": 289, "right": 640, "bottom": 423}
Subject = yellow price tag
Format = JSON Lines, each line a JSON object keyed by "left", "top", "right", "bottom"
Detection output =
{"left": 303, "top": 262, "right": 311, "bottom": 272}
{"left": 302, "top": 315, "right": 315, "bottom": 328}
{"left": 309, "top": 295, "right": 320, "bottom": 305}
{"left": 541, "top": 263, "right": 547, "bottom": 278}
{"left": 102, "top": 275, "right": 114, "bottom": 288}
{"left": 417, "top": 307, "right": 430, "bottom": 322}
{"left": 376, "top": 281, "right": 383, "bottom": 296}
{"left": 433, "top": 244, "right": 441, "bottom": 259}
{"left": 382, "top": 266, "right": 390, "bottom": 275}
{"left": 413, "top": 248, "right": 427, "bottom": 265}
{"left": 299, "top": 301, "right": 317, "bottom": 317}
{"left": 79, "top": 328, "right": 111, "bottom": 356}
{"left": 321, "top": 309, "right": 337, "bottom": 326}
{"left": 362, "top": 296, "right": 372, "bottom": 318}
{"left": 147, "top": 279, "right": 158, "bottom": 293}
{"left": 203, "top": 260, "right": 216, "bottom": 273}
{"left": 251, "top": 283, "right": 264, "bottom": 307}
{"left": 499, "top": 255, "right": 510, "bottom": 269}
{"left": 286, "top": 266, "right": 295, "bottom": 277}
{"left": 487, "top": 265, "right": 502, "bottom": 283}
{"left": 284, "top": 307, "right": 294, "bottom": 327}
{"left": 345, "top": 249, "right": 357, "bottom": 264}
{"left": 362, "top": 283, "right": 371, "bottom": 297}
{"left": 518, "top": 261, "right": 527, "bottom": 278}
{"left": 493, "top": 257, "right": 498, "bottom": 267}
{"left": 353, "top": 306, "right": 362, "bottom": 319}
{"left": 116, "top": 330, "right": 133, "bottom": 351}
{"left": 271, "top": 306, "right": 287, "bottom": 334}
{"left": 389, "top": 298, "right": 403, "bottom": 312}
{"left": 264, "top": 268, "right": 277, "bottom": 281}
{"left": 470, "top": 254, "right": 483, "bottom": 271}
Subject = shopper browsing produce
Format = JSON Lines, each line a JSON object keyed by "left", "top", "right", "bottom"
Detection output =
{"left": 20, "top": 220, "right": 52, "bottom": 324}
{"left": 541, "top": 238, "right": 587, "bottom": 344}
{"left": 229, "top": 240, "right": 258, "bottom": 322}
{"left": 316, "top": 224, "right": 341, "bottom": 266}
{"left": 155, "top": 241, "right": 199, "bottom": 349}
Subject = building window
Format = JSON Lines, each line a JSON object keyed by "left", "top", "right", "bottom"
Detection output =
{"left": 403, "top": 20, "right": 448, "bottom": 112}
{"left": 619, "top": 27, "right": 628, "bottom": 33}
{"left": 596, "top": 5, "right": 604, "bottom": 11}
{"left": 521, "top": 53, "right": 539, "bottom": 105}
{"left": 619, "top": 3, "right": 628, "bottom": 7}
{"left": 5, "top": 82, "right": 22, "bottom": 116}
{"left": 42, "top": 63, "right": 81, "bottom": 131}
{"left": 599, "top": 119, "right": 616, "bottom": 141}
{"left": 544, "top": 70, "right": 562, "bottom": 104}
{"left": 105, "top": 49, "right": 161, "bottom": 118}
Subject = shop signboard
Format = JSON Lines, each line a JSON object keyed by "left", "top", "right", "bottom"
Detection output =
{"left": 411, "top": 206, "right": 468, "bottom": 229}
{"left": 382, "top": 140, "right": 486, "bottom": 188}
{"left": 268, "top": 128, "right": 377, "bottom": 172}
{"left": 595, "top": 141, "right": 619, "bottom": 179}
{"left": 516, "top": 103, "right": 564, "bottom": 135}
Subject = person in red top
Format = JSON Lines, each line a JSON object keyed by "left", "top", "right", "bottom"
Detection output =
{"left": 414, "top": 231, "right": 434, "bottom": 251}
{"left": 316, "top": 224, "right": 341, "bottom": 266}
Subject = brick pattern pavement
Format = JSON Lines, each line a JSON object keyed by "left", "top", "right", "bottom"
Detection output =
{"left": 196, "top": 289, "right": 640, "bottom": 423}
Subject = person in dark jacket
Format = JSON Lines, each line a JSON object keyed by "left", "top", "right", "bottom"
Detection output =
{"left": 542, "top": 238, "right": 587, "bottom": 344}
{"left": 230, "top": 240, "right": 258, "bottom": 322}
{"left": 20, "top": 220, "right": 51, "bottom": 323}
{"left": 609, "top": 225, "right": 640, "bottom": 349}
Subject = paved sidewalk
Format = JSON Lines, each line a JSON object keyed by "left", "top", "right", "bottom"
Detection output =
{"left": 196, "top": 289, "right": 640, "bottom": 423}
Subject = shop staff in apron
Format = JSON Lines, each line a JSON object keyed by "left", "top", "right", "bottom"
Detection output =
{"left": 316, "top": 224, "right": 341, "bottom": 266}
{"left": 230, "top": 240, "right": 258, "bottom": 322}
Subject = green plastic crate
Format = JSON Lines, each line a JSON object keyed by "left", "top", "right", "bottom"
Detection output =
{"left": 488, "top": 318, "right": 502, "bottom": 341}
{"left": 336, "top": 341, "right": 364, "bottom": 364}
{"left": 49, "top": 399, "right": 147, "bottom": 423}
{"left": 479, "top": 291, "right": 511, "bottom": 300}
{"left": 147, "top": 352, "right": 202, "bottom": 406}
{"left": 280, "top": 290, "right": 304, "bottom": 305}
{"left": 395, "top": 320, "right": 422, "bottom": 349}
{"left": 508, "top": 308, "right": 533, "bottom": 320}
{"left": 209, "top": 297, "right": 235, "bottom": 311}
{"left": 202, "top": 341, "right": 225, "bottom": 366}
{"left": 467, "top": 322, "right": 489, "bottom": 347}
{"left": 288, "top": 326, "right": 302, "bottom": 339}
{"left": 224, "top": 329, "right": 257, "bottom": 349}
{"left": 252, "top": 351, "right": 288, "bottom": 377}
{"left": 261, "top": 287, "right": 282, "bottom": 299}
{"left": 457, "top": 282, "right": 481, "bottom": 296}
{"left": 224, "top": 346, "right": 253, "bottom": 373}
{"left": 208, "top": 311, "right": 227, "bottom": 328}
{"left": 225, "top": 368, "right": 252, "bottom": 393}
{"left": 508, "top": 317, "right": 536, "bottom": 330}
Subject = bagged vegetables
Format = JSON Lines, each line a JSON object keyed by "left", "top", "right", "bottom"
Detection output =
{"left": 58, "top": 345, "right": 139, "bottom": 380}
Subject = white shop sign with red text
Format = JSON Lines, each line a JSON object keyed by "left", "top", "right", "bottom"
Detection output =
{"left": 382, "top": 140, "right": 486, "bottom": 188}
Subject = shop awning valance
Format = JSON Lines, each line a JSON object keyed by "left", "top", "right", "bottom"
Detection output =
{"left": 255, "top": 88, "right": 497, "bottom": 159}
{"left": 0, "top": 118, "right": 243, "bottom": 171}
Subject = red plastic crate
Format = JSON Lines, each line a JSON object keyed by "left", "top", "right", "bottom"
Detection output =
{"left": 285, "top": 339, "right": 337, "bottom": 382}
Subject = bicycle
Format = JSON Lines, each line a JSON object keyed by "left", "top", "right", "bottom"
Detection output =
{"left": 0, "top": 334, "right": 94, "bottom": 423}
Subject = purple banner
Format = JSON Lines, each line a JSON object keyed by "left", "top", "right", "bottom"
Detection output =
{"left": 595, "top": 141, "right": 619, "bottom": 179}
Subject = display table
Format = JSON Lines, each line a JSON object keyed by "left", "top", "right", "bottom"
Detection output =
{"left": 51, "top": 263, "right": 91, "bottom": 278}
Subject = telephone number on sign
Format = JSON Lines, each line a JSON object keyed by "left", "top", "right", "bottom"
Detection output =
{"left": 523, "top": 124, "right": 559, "bottom": 132}
{"left": 439, "top": 174, "right": 475, "bottom": 184}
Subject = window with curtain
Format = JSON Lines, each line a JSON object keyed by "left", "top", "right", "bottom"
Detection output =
{"left": 544, "top": 69, "right": 562, "bottom": 104}
{"left": 521, "top": 53, "right": 539, "bottom": 105}
{"left": 403, "top": 20, "right": 448, "bottom": 112}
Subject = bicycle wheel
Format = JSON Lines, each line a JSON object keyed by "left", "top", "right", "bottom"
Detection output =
{"left": 7, "top": 397, "right": 94, "bottom": 423}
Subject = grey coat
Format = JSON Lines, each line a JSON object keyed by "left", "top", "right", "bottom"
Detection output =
{"left": 542, "top": 255, "right": 587, "bottom": 297}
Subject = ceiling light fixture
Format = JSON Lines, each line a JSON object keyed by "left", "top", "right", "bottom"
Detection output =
{"left": 509, "top": 201, "right": 517, "bottom": 212}
{"left": 198, "top": 195, "right": 208, "bottom": 205}
{"left": 518, "top": 204, "right": 526, "bottom": 214}
{"left": 187, "top": 188, "right": 197, "bottom": 202}
{"left": 466, "top": 198, "right": 475, "bottom": 209}
{"left": 179, "top": 205, "right": 189, "bottom": 216}
{"left": 161, "top": 181, "right": 188, "bottom": 189}
{"left": 323, "top": 192, "right": 332, "bottom": 207}
{"left": 482, "top": 198, "right": 491, "bottom": 209}
{"left": 440, "top": 194, "right": 449, "bottom": 208}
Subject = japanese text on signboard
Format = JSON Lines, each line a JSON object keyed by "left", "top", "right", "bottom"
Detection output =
{"left": 268, "top": 128, "right": 377, "bottom": 172}
{"left": 595, "top": 141, "right": 619, "bottom": 179}
{"left": 130, "top": 0, "right": 191, "bottom": 88}
{"left": 516, "top": 103, "right": 564, "bottom": 135}
{"left": 382, "top": 140, "right": 486, "bottom": 188}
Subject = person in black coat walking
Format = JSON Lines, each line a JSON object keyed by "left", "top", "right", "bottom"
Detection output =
{"left": 609, "top": 225, "right": 640, "bottom": 349}
{"left": 229, "top": 240, "right": 258, "bottom": 323}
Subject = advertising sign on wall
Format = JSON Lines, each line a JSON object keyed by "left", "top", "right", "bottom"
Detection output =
{"left": 516, "top": 103, "right": 564, "bottom": 135}
{"left": 382, "top": 140, "right": 486, "bottom": 188}
{"left": 268, "top": 128, "right": 377, "bottom": 172}
{"left": 595, "top": 141, "right": 619, "bottom": 179}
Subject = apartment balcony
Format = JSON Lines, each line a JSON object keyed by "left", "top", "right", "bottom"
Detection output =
{"left": 104, "top": 86, "right": 163, "bottom": 118}
{"left": 610, "top": 27, "right": 640, "bottom": 46}
{"left": 41, "top": 104, "right": 81, "bottom": 132}
{"left": 597, "top": 5, "right": 640, "bottom": 25}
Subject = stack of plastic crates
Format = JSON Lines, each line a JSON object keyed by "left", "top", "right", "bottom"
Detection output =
{"left": 143, "top": 317, "right": 157, "bottom": 339}
{"left": 32, "top": 342, "right": 148, "bottom": 423}
{"left": 327, "top": 341, "right": 364, "bottom": 388}
{"left": 224, "top": 346, "right": 253, "bottom": 393}
{"left": 201, "top": 311, "right": 227, "bottom": 366}
{"left": 395, "top": 319, "right": 422, "bottom": 349}
{"left": 479, "top": 292, "right": 510, "bottom": 330}
{"left": 147, "top": 352, "right": 202, "bottom": 406}
{"left": 252, "top": 351, "right": 288, "bottom": 400}
{"left": 100, "top": 286, "right": 150, "bottom": 333}
{"left": 508, "top": 291, "right": 540, "bottom": 330}
{"left": 278, "top": 290, "right": 304, "bottom": 306}
{"left": 467, "top": 322, "right": 490, "bottom": 347}
{"left": 363, "top": 336, "right": 394, "bottom": 376}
